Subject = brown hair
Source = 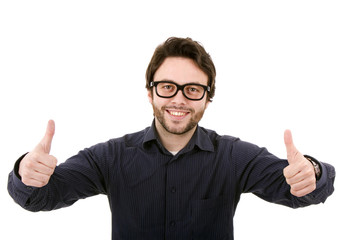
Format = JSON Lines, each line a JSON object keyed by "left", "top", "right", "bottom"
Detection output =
{"left": 145, "top": 37, "right": 216, "bottom": 101}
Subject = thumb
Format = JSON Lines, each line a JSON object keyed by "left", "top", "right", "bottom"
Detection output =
{"left": 284, "top": 129, "right": 299, "bottom": 164}
{"left": 36, "top": 120, "right": 55, "bottom": 154}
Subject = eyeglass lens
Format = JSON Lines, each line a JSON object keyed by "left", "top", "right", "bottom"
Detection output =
{"left": 156, "top": 82, "right": 206, "bottom": 100}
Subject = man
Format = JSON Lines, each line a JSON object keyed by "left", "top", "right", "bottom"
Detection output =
{"left": 8, "top": 37, "right": 335, "bottom": 240}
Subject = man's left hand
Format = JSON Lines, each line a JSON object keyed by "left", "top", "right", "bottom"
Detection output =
{"left": 283, "top": 130, "right": 316, "bottom": 197}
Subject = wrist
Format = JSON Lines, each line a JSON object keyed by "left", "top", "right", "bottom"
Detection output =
{"left": 14, "top": 152, "right": 29, "bottom": 180}
{"left": 304, "top": 155, "right": 322, "bottom": 181}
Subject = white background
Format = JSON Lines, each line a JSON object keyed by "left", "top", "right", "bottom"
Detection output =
{"left": 1, "top": 1, "right": 343, "bottom": 239}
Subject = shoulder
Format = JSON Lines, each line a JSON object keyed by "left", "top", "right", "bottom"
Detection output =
{"left": 86, "top": 127, "right": 149, "bottom": 155}
{"left": 198, "top": 126, "right": 239, "bottom": 145}
{"left": 199, "top": 126, "right": 265, "bottom": 154}
{"left": 112, "top": 128, "right": 149, "bottom": 147}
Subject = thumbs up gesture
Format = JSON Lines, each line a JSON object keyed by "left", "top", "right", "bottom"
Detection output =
{"left": 19, "top": 120, "right": 58, "bottom": 188}
{"left": 283, "top": 130, "right": 316, "bottom": 197}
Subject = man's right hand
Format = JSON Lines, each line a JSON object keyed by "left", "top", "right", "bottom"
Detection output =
{"left": 19, "top": 120, "right": 58, "bottom": 188}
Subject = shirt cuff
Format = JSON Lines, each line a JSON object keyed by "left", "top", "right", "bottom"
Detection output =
{"left": 8, "top": 153, "right": 37, "bottom": 204}
{"left": 13, "top": 152, "right": 28, "bottom": 180}
{"left": 315, "top": 161, "right": 327, "bottom": 188}
{"left": 303, "top": 155, "right": 334, "bottom": 198}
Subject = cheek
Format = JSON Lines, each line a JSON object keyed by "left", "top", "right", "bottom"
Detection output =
{"left": 152, "top": 96, "right": 171, "bottom": 108}
{"left": 194, "top": 101, "right": 208, "bottom": 112}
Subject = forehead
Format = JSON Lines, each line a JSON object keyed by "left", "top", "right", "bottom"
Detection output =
{"left": 154, "top": 57, "right": 208, "bottom": 85}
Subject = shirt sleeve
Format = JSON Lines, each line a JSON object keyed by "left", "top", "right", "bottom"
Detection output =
{"left": 7, "top": 141, "right": 112, "bottom": 212}
{"left": 232, "top": 139, "right": 336, "bottom": 208}
{"left": 7, "top": 153, "right": 39, "bottom": 209}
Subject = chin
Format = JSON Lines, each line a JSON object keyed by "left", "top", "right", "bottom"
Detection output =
{"left": 162, "top": 121, "right": 197, "bottom": 135}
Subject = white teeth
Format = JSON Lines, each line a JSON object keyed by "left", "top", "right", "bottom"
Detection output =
{"left": 170, "top": 111, "right": 186, "bottom": 116}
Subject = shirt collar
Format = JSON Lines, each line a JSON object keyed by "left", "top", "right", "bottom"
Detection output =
{"left": 142, "top": 120, "right": 214, "bottom": 153}
{"left": 142, "top": 120, "right": 159, "bottom": 146}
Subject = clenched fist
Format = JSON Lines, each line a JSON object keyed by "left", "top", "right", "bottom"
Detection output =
{"left": 283, "top": 130, "right": 316, "bottom": 197}
{"left": 19, "top": 120, "right": 57, "bottom": 188}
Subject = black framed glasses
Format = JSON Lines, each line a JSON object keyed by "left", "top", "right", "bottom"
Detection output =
{"left": 150, "top": 81, "right": 210, "bottom": 101}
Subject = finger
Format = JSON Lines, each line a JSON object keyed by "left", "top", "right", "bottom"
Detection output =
{"left": 290, "top": 183, "right": 316, "bottom": 197}
{"left": 284, "top": 129, "right": 299, "bottom": 164}
{"left": 33, "top": 161, "right": 56, "bottom": 176}
{"left": 284, "top": 160, "right": 314, "bottom": 183}
{"left": 36, "top": 120, "right": 55, "bottom": 154}
{"left": 22, "top": 175, "right": 50, "bottom": 188}
{"left": 21, "top": 158, "right": 54, "bottom": 175}
{"left": 38, "top": 155, "right": 58, "bottom": 169}
{"left": 284, "top": 129, "right": 295, "bottom": 156}
{"left": 283, "top": 165, "right": 300, "bottom": 180}
{"left": 290, "top": 177, "right": 316, "bottom": 192}
{"left": 20, "top": 164, "right": 51, "bottom": 186}
{"left": 284, "top": 162, "right": 306, "bottom": 181}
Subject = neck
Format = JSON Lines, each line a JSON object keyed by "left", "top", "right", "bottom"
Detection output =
{"left": 154, "top": 119, "right": 197, "bottom": 152}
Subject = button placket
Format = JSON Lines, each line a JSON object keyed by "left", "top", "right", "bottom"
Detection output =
{"left": 165, "top": 162, "right": 179, "bottom": 237}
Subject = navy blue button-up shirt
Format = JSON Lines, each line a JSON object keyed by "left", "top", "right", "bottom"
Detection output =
{"left": 8, "top": 121, "right": 335, "bottom": 240}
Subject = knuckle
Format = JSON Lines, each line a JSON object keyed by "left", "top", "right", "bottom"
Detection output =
{"left": 21, "top": 177, "right": 29, "bottom": 185}
{"left": 296, "top": 192, "right": 303, "bottom": 197}
{"left": 283, "top": 167, "right": 291, "bottom": 178}
{"left": 285, "top": 176, "right": 293, "bottom": 185}
{"left": 21, "top": 169, "right": 31, "bottom": 179}
{"left": 40, "top": 175, "right": 47, "bottom": 183}
{"left": 283, "top": 167, "right": 287, "bottom": 175}
{"left": 291, "top": 184, "right": 300, "bottom": 192}
{"left": 301, "top": 159, "right": 309, "bottom": 166}
{"left": 51, "top": 157, "right": 58, "bottom": 167}
{"left": 53, "top": 157, "right": 58, "bottom": 165}
{"left": 292, "top": 189, "right": 303, "bottom": 198}
{"left": 30, "top": 152, "right": 40, "bottom": 160}
{"left": 45, "top": 175, "right": 51, "bottom": 183}
{"left": 310, "top": 183, "right": 316, "bottom": 191}
{"left": 290, "top": 189, "right": 298, "bottom": 197}
{"left": 26, "top": 160, "right": 35, "bottom": 169}
{"left": 43, "top": 177, "right": 50, "bottom": 186}
{"left": 305, "top": 166, "right": 314, "bottom": 176}
{"left": 47, "top": 168, "right": 53, "bottom": 176}
{"left": 47, "top": 156, "right": 57, "bottom": 168}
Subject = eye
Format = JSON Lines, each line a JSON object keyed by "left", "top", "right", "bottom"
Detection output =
{"left": 189, "top": 87, "right": 199, "bottom": 92}
{"left": 185, "top": 85, "right": 202, "bottom": 94}
{"left": 164, "top": 85, "right": 174, "bottom": 90}
{"left": 159, "top": 83, "right": 176, "bottom": 92}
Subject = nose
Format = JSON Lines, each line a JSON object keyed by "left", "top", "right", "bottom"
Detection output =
{"left": 171, "top": 88, "right": 187, "bottom": 105}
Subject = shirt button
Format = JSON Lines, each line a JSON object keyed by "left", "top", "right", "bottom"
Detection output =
{"left": 171, "top": 187, "right": 176, "bottom": 193}
{"left": 170, "top": 221, "right": 176, "bottom": 227}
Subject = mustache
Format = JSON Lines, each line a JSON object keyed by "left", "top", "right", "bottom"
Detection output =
{"left": 162, "top": 105, "right": 194, "bottom": 113}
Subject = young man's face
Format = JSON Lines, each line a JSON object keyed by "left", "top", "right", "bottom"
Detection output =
{"left": 148, "top": 57, "right": 210, "bottom": 135}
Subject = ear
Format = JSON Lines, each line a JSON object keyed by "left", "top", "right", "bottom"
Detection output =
{"left": 147, "top": 90, "right": 153, "bottom": 104}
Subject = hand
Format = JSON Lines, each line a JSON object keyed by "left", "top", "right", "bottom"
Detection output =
{"left": 19, "top": 120, "right": 58, "bottom": 187}
{"left": 283, "top": 130, "right": 316, "bottom": 197}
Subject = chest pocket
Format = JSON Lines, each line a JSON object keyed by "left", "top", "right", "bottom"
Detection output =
{"left": 190, "top": 196, "right": 232, "bottom": 240}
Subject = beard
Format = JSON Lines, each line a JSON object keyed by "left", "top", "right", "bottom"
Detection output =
{"left": 152, "top": 103, "right": 206, "bottom": 135}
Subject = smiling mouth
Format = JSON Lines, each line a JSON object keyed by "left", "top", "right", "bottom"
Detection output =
{"left": 169, "top": 111, "right": 186, "bottom": 116}
{"left": 166, "top": 109, "right": 190, "bottom": 118}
